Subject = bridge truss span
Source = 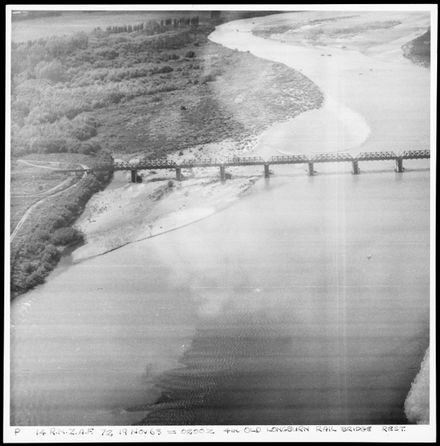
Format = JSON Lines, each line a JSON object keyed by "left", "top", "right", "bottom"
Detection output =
{"left": 224, "top": 156, "right": 265, "bottom": 166}
{"left": 270, "top": 155, "right": 309, "bottom": 164}
{"left": 53, "top": 149, "right": 430, "bottom": 181}
{"left": 356, "top": 151, "right": 398, "bottom": 161}
{"left": 311, "top": 152, "right": 353, "bottom": 162}
{"left": 401, "top": 150, "right": 431, "bottom": 159}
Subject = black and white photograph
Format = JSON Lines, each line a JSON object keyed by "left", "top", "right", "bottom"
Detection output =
{"left": 4, "top": 4, "right": 436, "bottom": 443}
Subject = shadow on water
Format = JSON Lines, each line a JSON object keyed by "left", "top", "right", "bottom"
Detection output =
{"left": 138, "top": 324, "right": 308, "bottom": 425}
{"left": 137, "top": 319, "right": 418, "bottom": 425}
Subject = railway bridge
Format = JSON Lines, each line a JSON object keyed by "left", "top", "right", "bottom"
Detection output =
{"left": 58, "top": 150, "right": 430, "bottom": 183}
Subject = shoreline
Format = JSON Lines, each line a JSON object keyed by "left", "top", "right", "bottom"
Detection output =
{"left": 72, "top": 137, "right": 268, "bottom": 262}
{"left": 404, "top": 347, "right": 430, "bottom": 424}
{"left": 10, "top": 152, "right": 113, "bottom": 299}
{"left": 71, "top": 21, "right": 325, "bottom": 263}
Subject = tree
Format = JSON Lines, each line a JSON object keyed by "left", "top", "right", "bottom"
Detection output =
{"left": 51, "top": 228, "right": 84, "bottom": 246}
{"left": 35, "top": 60, "right": 65, "bottom": 83}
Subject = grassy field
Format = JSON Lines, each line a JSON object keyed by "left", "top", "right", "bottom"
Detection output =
{"left": 11, "top": 166, "right": 75, "bottom": 231}
{"left": 11, "top": 163, "right": 69, "bottom": 196}
{"left": 10, "top": 153, "right": 97, "bottom": 231}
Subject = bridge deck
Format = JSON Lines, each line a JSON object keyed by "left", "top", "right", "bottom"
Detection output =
{"left": 56, "top": 150, "right": 431, "bottom": 173}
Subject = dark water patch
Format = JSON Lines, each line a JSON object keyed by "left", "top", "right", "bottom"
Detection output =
{"left": 140, "top": 316, "right": 426, "bottom": 425}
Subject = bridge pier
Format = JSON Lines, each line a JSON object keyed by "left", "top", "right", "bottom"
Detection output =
{"left": 307, "top": 162, "right": 315, "bottom": 176}
{"left": 220, "top": 165, "right": 226, "bottom": 182}
{"left": 130, "top": 169, "right": 137, "bottom": 183}
{"left": 395, "top": 158, "right": 404, "bottom": 173}
{"left": 352, "top": 160, "right": 360, "bottom": 175}
{"left": 176, "top": 167, "right": 182, "bottom": 181}
{"left": 264, "top": 163, "right": 270, "bottom": 178}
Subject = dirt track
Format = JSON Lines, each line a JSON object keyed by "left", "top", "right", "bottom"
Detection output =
{"left": 11, "top": 161, "right": 88, "bottom": 241}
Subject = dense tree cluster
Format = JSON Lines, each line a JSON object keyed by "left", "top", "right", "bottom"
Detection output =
{"left": 102, "top": 16, "right": 200, "bottom": 35}
{"left": 10, "top": 23, "right": 208, "bottom": 158}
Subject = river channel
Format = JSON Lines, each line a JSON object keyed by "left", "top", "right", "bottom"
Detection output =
{"left": 10, "top": 12, "right": 431, "bottom": 426}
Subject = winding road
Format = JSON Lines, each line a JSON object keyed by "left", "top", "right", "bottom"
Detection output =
{"left": 11, "top": 160, "right": 88, "bottom": 242}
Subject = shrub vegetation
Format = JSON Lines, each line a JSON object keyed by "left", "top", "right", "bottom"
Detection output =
{"left": 11, "top": 151, "right": 113, "bottom": 297}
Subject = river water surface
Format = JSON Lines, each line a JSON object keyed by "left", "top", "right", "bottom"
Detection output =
{"left": 10, "top": 12, "right": 431, "bottom": 426}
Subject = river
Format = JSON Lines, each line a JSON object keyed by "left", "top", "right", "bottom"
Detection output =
{"left": 10, "top": 12, "right": 431, "bottom": 426}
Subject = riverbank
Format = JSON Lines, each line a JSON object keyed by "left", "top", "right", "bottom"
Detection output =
{"left": 73, "top": 138, "right": 262, "bottom": 262}
{"left": 72, "top": 43, "right": 326, "bottom": 263}
{"left": 405, "top": 347, "right": 430, "bottom": 423}
{"left": 10, "top": 151, "right": 113, "bottom": 298}
{"left": 10, "top": 12, "right": 323, "bottom": 293}
{"left": 64, "top": 24, "right": 323, "bottom": 261}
